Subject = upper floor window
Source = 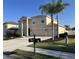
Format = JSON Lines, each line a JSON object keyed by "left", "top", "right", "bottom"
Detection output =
{"left": 33, "top": 21, "right": 35, "bottom": 24}
{"left": 32, "top": 18, "right": 35, "bottom": 24}
{"left": 41, "top": 20, "right": 44, "bottom": 23}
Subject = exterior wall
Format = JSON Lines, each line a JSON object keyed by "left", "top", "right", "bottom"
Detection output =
{"left": 3, "top": 24, "right": 7, "bottom": 36}
{"left": 46, "top": 16, "right": 51, "bottom": 25}
{"left": 3, "top": 23, "right": 18, "bottom": 33}
{"left": 30, "top": 16, "right": 47, "bottom": 36}
{"left": 5, "top": 24, "right": 18, "bottom": 29}
{"left": 58, "top": 26, "right": 66, "bottom": 34}
{"left": 23, "top": 20, "right": 27, "bottom": 36}
{"left": 19, "top": 16, "right": 29, "bottom": 36}
{"left": 18, "top": 15, "right": 66, "bottom": 36}
{"left": 45, "top": 16, "right": 58, "bottom": 36}
{"left": 46, "top": 16, "right": 57, "bottom": 25}
{"left": 19, "top": 18, "right": 32, "bottom": 36}
{"left": 30, "top": 16, "right": 58, "bottom": 36}
{"left": 18, "top": 21, "right": 23, "bottom": 36}
{"left": 3, "top": 23, "right": 19, "bottom": 38}
{"left": 68, "top": 30, "right": 75, "bottom": 35}
{"left": 46, "top": 24, "right": 57, "bottom": 36}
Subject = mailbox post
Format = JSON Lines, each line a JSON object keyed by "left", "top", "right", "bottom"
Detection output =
{"left": 33, "top": 35, "right": 36, "bottom": 59}
{"left": 28, "top": 35, "right": 41, "bottom": 59}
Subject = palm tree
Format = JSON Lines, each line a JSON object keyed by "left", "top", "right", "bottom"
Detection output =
{"left": 39, "top": 0, "right": 57, "bottom": 40}
{"left": 64, "top": 25, "right": 70, "bottom": 30}
{"left": 55, "top": 0, "right": 69, "bottom": 38}
{"left": 39, "top": 0, "right": 69, "bottom": 40}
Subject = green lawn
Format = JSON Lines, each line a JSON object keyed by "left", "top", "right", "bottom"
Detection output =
{"left": 28, "top": 38, "right": 75, "bottom": 53}
{"left": 14, "top": 49, "right": 60, "bottom": 59}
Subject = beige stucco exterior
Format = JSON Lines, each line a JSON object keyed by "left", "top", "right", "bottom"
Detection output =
{"left": 18, "top": 16, "right": 29, "bottom": 36}
{"left": 3, "top": 15, "right": 67, "bottom": 37}
{"left": 19, "top": 15, "right": 67, "bottom": 36}
{"left": 58, "top": 25, "right": 67, "bottom": 34}
{"left": 3, "top": 22, "right": 19, "bottom": 36}
{"left": 5, "top": 24, "right": 18, "bottom": 29}
{"left": 30, "top": 16, "right": 54, "bottom": 36}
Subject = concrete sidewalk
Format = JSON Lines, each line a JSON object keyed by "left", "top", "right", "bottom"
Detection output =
{"left": 19, "top": 47, "right": 75, "bottom": 59}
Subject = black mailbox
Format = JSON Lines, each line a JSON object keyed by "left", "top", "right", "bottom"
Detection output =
{"left": 36, "top": 38, "right": 41, "bottom": 42}
{"left": 29, "top": 38, "right": 34, "bottom": 42}
{"left": 28, "top": 38, "right": 41, "bottom": 42}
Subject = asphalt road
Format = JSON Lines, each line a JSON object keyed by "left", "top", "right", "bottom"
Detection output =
{"left": 4, "top": 54, "right": 34, "bottom": 59}
{"left": 4, "top": 55, "right": 22, "bottom": 59}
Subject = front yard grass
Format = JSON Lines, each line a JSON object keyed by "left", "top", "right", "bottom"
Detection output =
{"left": 14, "top": 49, "right": 60, "bottom": 59}
{"left": 28, "top": 38, "right": 75, "bottom": 53}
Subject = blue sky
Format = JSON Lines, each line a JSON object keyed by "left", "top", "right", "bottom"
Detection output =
{"left": 3, "top": 0, "right": 75, "bottom": 27}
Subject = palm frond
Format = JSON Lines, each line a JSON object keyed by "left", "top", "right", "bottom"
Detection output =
{"left": 39, "top": 0, "right": 69, "bottom": 15}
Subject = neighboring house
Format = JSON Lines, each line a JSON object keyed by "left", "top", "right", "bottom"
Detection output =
{"left": 3, "top": 22, "right": 19, "bottom": 38}
{"left": 68, "top": 29, "right": 75, "bottom": 36}
{"left": 19, "top": 15, "right": 67, "bottom": 36}
{"left": 3, "top": 22, "right": 18, "bottom": 28}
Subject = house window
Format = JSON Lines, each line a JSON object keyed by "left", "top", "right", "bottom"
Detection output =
{"left": 41, "top": 20, "right": 44, "bottom": 23}
{"left": 33, "top": 21, "right": 35, "bottom": 24}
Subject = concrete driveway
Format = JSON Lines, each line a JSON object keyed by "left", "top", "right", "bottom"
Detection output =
{"left": 3, "top": 36, "right": 51, "bottom": 52}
